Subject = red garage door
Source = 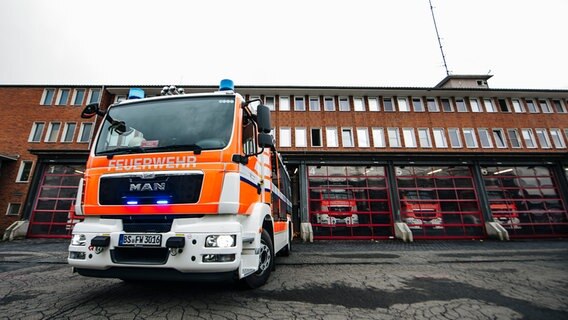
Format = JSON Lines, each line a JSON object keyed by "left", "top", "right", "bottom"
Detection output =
{"left": 482, "top": 165, "right": 568, "bottom": 238}
{"left": 308, "top": 165, "right": 393, "bottom": 240}
{"left": 27, "top": 164, "right": 84, "bottom": 238}
{"left": 395, "top": 165, "right": 485, "bottom": 239}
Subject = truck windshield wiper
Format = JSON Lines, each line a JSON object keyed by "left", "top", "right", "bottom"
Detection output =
{"left": 145, "top": 144, "right": 203, "bottom": 155}
{"left": 98, "top": 146, "right": 145, "bottom": 159}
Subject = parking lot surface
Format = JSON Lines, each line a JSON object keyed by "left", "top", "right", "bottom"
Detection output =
{"left": 1, "top": 238, "right": 567, "bottom": 319}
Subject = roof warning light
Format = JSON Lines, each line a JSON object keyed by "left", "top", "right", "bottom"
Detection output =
{"left": 219, "top": 79, "right": 234, "bottom": 92}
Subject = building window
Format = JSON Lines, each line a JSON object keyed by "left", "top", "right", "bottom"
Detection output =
{"left": 441, "top": 98, "right": 453, "bottom": 112}
{"left": 16, "top": 160, "right": 33, "bottom": 182}
{"left": 427, "top": 97, "right": 439, "bottom": 112}
{"left": 398, "top": 97, "right": 410, "bottom": 112}
{"left": 521, "top": 129, "right": 537, "bottom": 148}
{"left": 326, "top": 127, "right": 338, "bottom": 147}
{"left": 56, "top": 89, "right": 70, "bottom": 105}
{"left": 309, "top": 96, "right": 320, "bottom": 111}
{"left": 492, "top": 129, "right": 507, "bottom": 148}
{"left": 448, "top": 128, "right": 462, "bottom": 148}
{"left": 539, "top": 99, "right": 553, "bottom": 113}
{"left": 456, "top": 98, "right": 467, "bottom": 112}
{"left": 498, "top": 99, "right": 510, "bottom": 112}
{"left": 356, "top": 128, "right": 369, "bottom": 147}
{"left": 433, "top": 128, "right": 448, "bottom": 148}
{"left": 417, "top": 128, "right": 432, "bottom": 148}
{"left": 295, "top": 127, "right": 307, "bottom": 147}
{"left": 402, "top": 128, "right": 417, "bottom": 148}
{"left": 535, "top": 128, "right": 552, "bottom": 148}
{"left": 387, "top": 128, "right": 401, "bottom": 148}
{"left": 279, "top": 127, "right": 291, "bottom": 147}
{"left": 265, "top": 96, "right": 275, "bottom": 111}
{"left": 507, "top": 129, "right": 522, "bottom": 148}
{"left": 61, "top": 122, "right": 76, "bottom": 142}
{"left": 88, "top": 88, "right": 101, "bottom": 104}
{"left": 463, "top": 128, "right": 478, "bottom": 148}
{"left": 549, "top": 129, "right": 566, "bottom": 149}
{"left": 311, "top": 128, "right": 322, "bottom": 147}
{"left": 412, "top": 98, "right": 424, "bottom": 112}
{"left": 72, "top": 89, "right": 86, "bottom": 106}
{"left": 279, "top": 96, "right": 290, "bottom": 111}
{"left": 368, "top": 97, "right": 379, "bottom": 111}
{"left": 383, "top": 97, "right": 395, "bottom": 112}
{"left": 45, "top": 122, "right": 61, "bottom": 142}
{"left": 6, "top": 203, "right": 21, "bottom": 216}
{"left": 41, "top": 88, "right": 55, "bottom": 105}
{"left": 483, "top": 98, "right": 496, "bottom": 112}
{"left": 512, "top": 99, "right": 524, "bottom": 113}
{"left": 341, "top": 128, "right": 354, "bottom": 147}
{"left": 28, "top": 122, "right": 45, "bottom": 142}
{"left": 469, "top": 98, "right": 481, "bottom": 112}
{"left": 526, "top": 99, "right": 539, "bottom": 113}
{"left": 372, "top": 128, "right": 386, "bottom": 148}
{"left": 339, "top": 97, "right": 350, "bottom": 111}
{"left": 552, "top": 99, "right": 566, "bottom": 113}
{"left": 294, "top": 96, "right": 305, "bottom": 111}
{"left": 477, "top": 128, "right": 493, "bottom": 148}
{"left": 324, "top": 97, "right": 335, "bottom": 111}
{"left": 353, "top": 97, "right": 365, "bottom": 111}
{"left": 78, "top": 123, "right": 94, "bottom": 143}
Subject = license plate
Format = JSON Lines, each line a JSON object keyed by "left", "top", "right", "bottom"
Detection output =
{"left": 119, "top": 234, "right": 162, "bottom": 246}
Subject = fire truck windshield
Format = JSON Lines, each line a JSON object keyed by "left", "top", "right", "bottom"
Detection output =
{"left": 95, "top": 96, "right": 235, "bottom": 155}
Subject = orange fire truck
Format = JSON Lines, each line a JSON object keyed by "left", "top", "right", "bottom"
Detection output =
{"left": 68, "top": 80, "right": 292, "bottom": 288}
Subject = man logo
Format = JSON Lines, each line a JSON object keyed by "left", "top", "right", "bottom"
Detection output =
{"left": 130, "top": 183, "right": 166, "bottom": 192}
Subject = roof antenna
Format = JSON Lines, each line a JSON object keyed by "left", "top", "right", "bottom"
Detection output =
{"left": 429, "top": 0, "right": 450, "bottom": 76}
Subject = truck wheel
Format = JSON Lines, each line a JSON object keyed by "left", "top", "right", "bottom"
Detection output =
{"left": 242, "top": 230, "right": 273, "bottom": 289}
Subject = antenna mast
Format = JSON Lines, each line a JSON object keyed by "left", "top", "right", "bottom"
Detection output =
{"left": 429, "top": 0, "right": 450, "bottom": 76}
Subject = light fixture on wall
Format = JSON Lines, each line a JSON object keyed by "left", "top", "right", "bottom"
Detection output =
{"left": 494, "top": 168, "right": 513, "bottom": 175}
{"left": 427, "top": 168, "right": 442, "bottom": 175}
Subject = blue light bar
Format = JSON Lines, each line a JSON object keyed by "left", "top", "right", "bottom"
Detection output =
{"left": 128, "top": 88, "right": 145, "bottom": 99}
{"left": 156, "top": 200, "right": 169, "bottom": 205}
{"left": 219, "top": 79, "right": 234, "bottom": 91}
{"left": 126, "top": 200, "right": 138, "bottom": 205}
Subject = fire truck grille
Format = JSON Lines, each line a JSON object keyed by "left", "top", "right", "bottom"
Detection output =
{"left": 329, "top": 207, "right": 350, "bottom": 212}
{"left": 111, "top": 247, "right": 169, "bottom": 265}
{"left": 99, "top": 173, "right": 203, "bottom": 205}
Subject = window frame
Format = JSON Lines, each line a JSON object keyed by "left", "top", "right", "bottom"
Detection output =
{"left": 521, "top": 128, "right": 537, "bottom": 148}
{"left": 383, "top": 97, "right": 395, "bottom": 112}
{"left": 56, "top": 88, "right": 70, "bottom": 105}
{"left": 478, "top": 128, "right": 494, "bottom": 148}
{"left": 28, "top": 122, "right": 45, "bottom": 142}
{"left": 72, "top": 88, "right": 86, "bottom": 106}
{"left": 440, "top": 98, "right": 453, "bottom": 112}
{"left": 511, "top": 99, "right": 525, "bottom": 113}
{"left": 549, "top": 128, "right": 566, "bottom": 149}
{"left": 463, "top": 128, "right": 478, "bottom": 148}
{"left": 311, "top": 127, "right": 323, "bottom": 147}
{"left": 279, "top": 96, "right": 290, "bottom": 111}
{"left": 87, "top": 88, "right": 101, "bottom": 104}
{"left": 483, "top": 98, "right": 497, "bottom": 112}
{"left": 507, "top": 129, "right": 523, "bottom": 148}
{"left": 368, "top": 97, "right": 379, "bottom": 111}
{"left": 77, "top": 122, "right": 94, "bottom": 143}
{"left": 402, "top": 128, "right": 417, "bottom": 148}
{"left": 294, "top": 96, "right": 306, "bottom": 111}
{"left": 356, "top": 127, "right": 370, "bottom": 148}
{"left": 295, "top": 127, "right": 307, "bottom": 147}
{"left": 16, "top": 160, "right": 33, "bottom": 183}
{"left": 525, "top": 99, "right": 539, "bottom": 113}
{"left": 341, "top": 127, "right": 355, "bottom": 148}
{"left": 324, "top": 96, "right": 335, "bottom": 111}
{"left": 535, "top": 128, "right": 552, "bottom": 149}
{"left": 44, "top": 122, "right": 61, "bottom": 142}
{"left": 6, "top": 203, "right": 22, "bottom": 216}
{"left": 326, "top": 127, "right": 339, "bottom": 147}
{"left": 353, "top": 97, "right": 365, "bottom": 112}
{"left": 338, "top": 97, "right": 350, "bottom": 112}
{"left": 387, "top": 127, "right": 401, "bottom": 148}
{"left": 448, "top": 128, "right": 462, "bottom": 148}
{"left": 279, "top": 127, "right": 292, "bottom": 147}
{"left": 433, "top": 128, "right": 448, "bottom": 148}
{"left": 40, "top": 88, "right": 55, "bottom": 105}
{"left": 398, "top": 97, "right": 410, "bottom": 112}
{"left": 426, "top": 97, "right": 439, "bottom": 112}
{"left": 492, "top": 128, "right": 507, "bottom": 148}
{"left": 61, "top": 122, "right": 77, "bottom": 143}
{"left": 412, "top": 97, "right": 425, "bottom": 112}
{"left": 372, "top": 127, "right": 386, "bottom": 148}
{"left": 265, "top": 96, "right": 275, "bottom": 111}
{"left": 469, "top": 98, "right": 482, "bottom": 112}
{"left": 539, "top": 99, "right": 553, "bottom": 113}
{"left": 417, "top": 128, "right": 432, "bottom": 148}
{"left": 455, "top": 98, "right": 467, "bottom": 112}
{"left": 309, "top": 96, "right": 320, "bottom": 111}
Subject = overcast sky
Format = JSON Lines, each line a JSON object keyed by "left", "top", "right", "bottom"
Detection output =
{"left": 1, "top": 0, "right": 567, "bottom": 89}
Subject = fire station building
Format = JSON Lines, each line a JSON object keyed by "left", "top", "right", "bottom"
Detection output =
{"left": 1, "top": 75, "right": 567, "bottom": 241}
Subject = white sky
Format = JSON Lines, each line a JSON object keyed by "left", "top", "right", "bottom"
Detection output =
{"left": 1, "top": 0, "right": 567, "bottom": 89}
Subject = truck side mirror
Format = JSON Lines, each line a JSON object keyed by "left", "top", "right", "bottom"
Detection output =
{"left": 81, "top": 103, "right": 105, "bottom": 119}
{"left": 256, "top": 105, "right": 271, "bottom": 133}
{"left": 258, "top": 132, "right": 274, "bottom": 149}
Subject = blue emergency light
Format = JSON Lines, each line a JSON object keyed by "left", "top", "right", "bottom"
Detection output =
{"left": 128, "top": 88, "right": 145, "bottom": 99}
{"left": 219, "top": 79, "right": 234, "bottom": 91}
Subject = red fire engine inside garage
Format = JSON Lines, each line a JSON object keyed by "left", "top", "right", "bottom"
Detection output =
{"left": 295, "top": 156, "right": 568, "bottom": 241}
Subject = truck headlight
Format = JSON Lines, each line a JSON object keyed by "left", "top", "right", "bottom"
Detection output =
{"left": 71, "top": 234, "right": 86, "bottom": 246}
{"left": 205, "top": 235, "right": 236, "bottom": 248}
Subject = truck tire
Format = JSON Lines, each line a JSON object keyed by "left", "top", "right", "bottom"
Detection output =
{"left": 242, "top": 230, "right": 273, "bottom": 289}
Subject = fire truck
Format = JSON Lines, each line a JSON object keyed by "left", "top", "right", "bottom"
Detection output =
{"left": 68, "top": 80, "right": 292, "bottom": 288}
{"left": 400, "top": 190, "right": 443, "bottom": 229}
{"left": 315, "top": 188, "right": 359, "bottom": 225}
